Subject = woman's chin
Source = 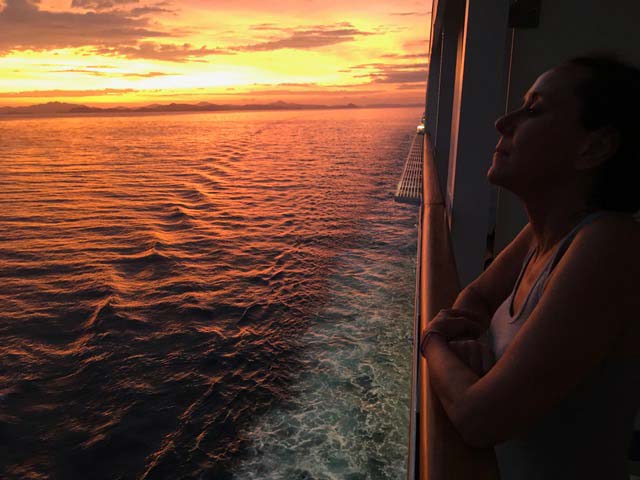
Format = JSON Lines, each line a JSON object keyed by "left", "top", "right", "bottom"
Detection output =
{"left": 486, "top": 164, "right": 504, "bottom": 186}
{"left": 487, "top": 152, "right": 513, "bottom": 186}
{"left": 487, "top": 168, "right": 524, "bottom": 198}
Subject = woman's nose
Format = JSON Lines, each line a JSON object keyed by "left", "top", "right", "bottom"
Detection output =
{"left": 495, "top": 110, "right": 517, "bottom": 135}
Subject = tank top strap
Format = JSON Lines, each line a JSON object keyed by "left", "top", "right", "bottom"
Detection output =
{"left": 543, "top": 210, "right": 608, "bottom": 275}
{"left": 492, "top": 210, "right": 611, "bottom": 352}
{"left": 507, "top": 210, "right": 608, "bottom": 323}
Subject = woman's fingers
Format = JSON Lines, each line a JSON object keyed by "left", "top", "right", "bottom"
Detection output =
{"left": 428, "top": 312, "right": 486, "bottom": 339}
{"left": 442, "top": 308, "right": 491, "bottom": 329}
{"left": 435, "top": 308, "right": 487, "bottom": 327}
{"left": 423, "top": 330, "right": 496, "bottom": 377}
{"left": 421, "top": 309, "right": 491, "bottom": 356}
{"left": 445, "top": 308, "right": 487, "bottom": 324}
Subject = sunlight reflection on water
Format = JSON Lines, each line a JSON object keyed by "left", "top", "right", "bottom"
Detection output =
{"left": 0, "top": 107, "right": 419, "bottom": 479}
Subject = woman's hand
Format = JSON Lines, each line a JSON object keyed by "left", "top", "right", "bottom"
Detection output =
{"left": 448, "top": 339, "right": 495, "bottom": 377}
{"left": 426, "top": 308, "right": 488, "bottom": 338}
{"left": 419, "top": 308, "right": 489, "bottom": 357}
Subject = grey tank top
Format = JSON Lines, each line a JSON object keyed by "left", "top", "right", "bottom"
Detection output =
{"left": 488, "top": 211, "right": 640, "bottom": 480}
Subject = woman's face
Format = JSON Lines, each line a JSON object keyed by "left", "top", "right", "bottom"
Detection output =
{"left": 487, "top": 65, "right": 591, "bottom": 194}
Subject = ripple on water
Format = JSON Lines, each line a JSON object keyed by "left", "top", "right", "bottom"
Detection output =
{"left": 0, "top": 107, "right": 420, "bottom": 479}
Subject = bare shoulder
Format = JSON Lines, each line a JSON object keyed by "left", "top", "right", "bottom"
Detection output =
{"left": 575, "top": 212, "right": 640, "bottom": 264}
{"left": 563, "top": 212, "right": 640, "bottom": 289}
{"left": 568, "top": 212, "right": 640, "bottom": 355}
{"left": 587, "top": 211, "right": 640, "bottom": 235}
{"left": 543, "top": 213, "right": 638, "bottom": 293}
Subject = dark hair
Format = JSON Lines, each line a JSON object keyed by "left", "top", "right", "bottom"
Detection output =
{"left": 562, "top": 54, "right": 640, "bottom": 213}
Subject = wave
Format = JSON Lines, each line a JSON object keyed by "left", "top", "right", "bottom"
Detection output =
{"left": 0, "top": 106, "right": 420, "bottom": 479}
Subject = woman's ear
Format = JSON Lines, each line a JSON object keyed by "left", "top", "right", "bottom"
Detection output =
{"left": 577, "top": 126, "right": 621, "bottom": 170}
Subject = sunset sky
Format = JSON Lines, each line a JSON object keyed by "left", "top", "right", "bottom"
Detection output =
{"left": 0, "top": 0, "right": 431, "bottom": 107}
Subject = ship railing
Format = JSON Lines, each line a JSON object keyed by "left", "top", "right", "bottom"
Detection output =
{"left": 406, "top": 132, "right": 499, "bottom": 480}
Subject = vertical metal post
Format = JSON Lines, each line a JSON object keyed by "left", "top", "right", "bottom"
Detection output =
{"left": 446, "top": 0, "right": 511, "bottom": 287}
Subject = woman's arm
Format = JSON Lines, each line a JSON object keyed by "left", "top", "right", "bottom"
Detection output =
{"left": 449, "top": 286, "right": 494, "bottom": 329}
{"left": 449, "top": 223, "right": 534, "bottom": 328}
{"left": 419, "top": 224, "right": 534, "bottom": 389}
{"left": 424, "top": 216, "right": 639, "bottom": 448}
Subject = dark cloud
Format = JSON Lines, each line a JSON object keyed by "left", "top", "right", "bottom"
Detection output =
{"left": 234, "top": 23, "right": 375, "bottom": 52}
{"left": 0, "top": 0, "right": 224, "bottom": 61}
{"left": 348, "top": 61, "right": 427, "bottom": 85}
{"left": 389, "top": 10, "right": 430, "bottom": 19}
{"left": 349, "top": 61, "right": 426, "bottom": 70}
{"left": 370, "top": 69, "right": 426, "bottom": 84}
{"left": 403, "top": 39, "right": 428, "bottom": 51}
{"left": 121, "top": 70, "right": 169, "bottom": 77}
{"left": 52, "top": 68, "right": 110, "bottom": 76}
{"left": 395, "top": 83, "right": 425, "bottom": 90}
{"left": 0, "top": 88, "right": 135, "bottom": 97}
{"left": 49, "top": 68, "right": 169, "bottom": 78}
{"left": 350, "top": 62, "right": 388, "bottom": 69}
{"left": 0, "top": 2, "right": 401, "bottom": 64}
{"left": 70, "top": 0, "right": 175, "bottom": 16}
{"left": 129, "top": 5, "right": 174, "bottom": 16}
{"left": 94, "top": 42, "right": 232, "bottom": 61}
{"left": 250, "top": 23, "right": 280, "bottom": 31}
{"left": 0, "top": 0, "right": 168, "bottom": 54}
{"left": 71, "top": 0, "right": 138, "bottom": 10}
{"left": 380, "top": 53, "right": 427, "bottom": 60}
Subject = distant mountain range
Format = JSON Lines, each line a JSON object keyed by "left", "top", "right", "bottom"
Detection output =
{"left": 0, "top": 100, "right": 422, "bottom": 116}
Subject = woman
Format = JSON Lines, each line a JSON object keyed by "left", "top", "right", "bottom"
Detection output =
{"left": 419, "top": 55, "right": 640, "bottom": 479}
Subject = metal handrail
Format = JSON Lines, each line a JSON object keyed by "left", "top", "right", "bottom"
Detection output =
{"left": 411, "top": 132, "right": 499, "bottom": 480}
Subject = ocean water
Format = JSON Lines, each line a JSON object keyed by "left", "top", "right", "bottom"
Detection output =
{"left": 0, "top": 107, "right": 419, "bottom": 479}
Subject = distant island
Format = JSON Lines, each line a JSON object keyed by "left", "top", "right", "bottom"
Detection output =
{"left": 0, "top": 101, "right": 422, "bottom": 116}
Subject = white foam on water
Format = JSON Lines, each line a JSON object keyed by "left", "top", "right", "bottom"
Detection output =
{"left": 233, "top": 240, "right": 415, "bottom": 480}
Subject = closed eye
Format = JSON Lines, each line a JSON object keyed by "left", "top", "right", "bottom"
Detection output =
{"left": 521, "top": 103, "right": 542, "bottom": 116}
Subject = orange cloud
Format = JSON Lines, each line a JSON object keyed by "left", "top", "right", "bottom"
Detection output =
{"left": 93, "top": 42, "right": 232, "bottom": 61}
{"left": 71, "top": 0, "right": 139, "bottom": 9}
{"left": 48, "top": 68, "right": 169, "bottom": 77}
{"left": 0, "top": 0, "right": 169, "bottom": 54}
{"left": 380, "top": 53, "right": 427, "bottom": 59}
{"left": 233, "top": 23, "right": 375, "bottom": 52}
{"left": 346, "top": 61, "right": 428, "bottom": 84}
{"left": 0, "top": 0, "right": 430, "bottom": 106}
